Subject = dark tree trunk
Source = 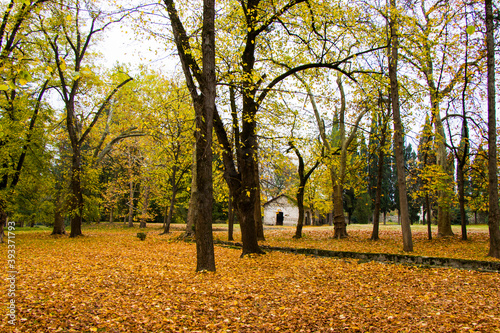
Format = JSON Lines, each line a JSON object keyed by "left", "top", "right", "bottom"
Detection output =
{"left": 426, "top": 194, "right": 432, "bottom": 240}
{"left": 69, "top": 148, "right": 83, "bottom": 237}
{"left": 289, "top": 142, "right": 320, "bottom": 239}
{"left": 254, "top": 159, "right": 265, "bottom": 241}
{"left": 163, "top": 206, "right": 170, "bottom": 233}
{"left": 164, "top": 191, "right": 177, "bottom": 234}
{"left": 184, "top": 149, "right": 196, "bottom": 238}
{"left": 0, "top": 202, "right": 6, "bottom": 243}
{"left": 333, "top": 182, "right": 347, "bottom": 238}
{"left": 162, "top": 165, "right": 181, "bottom": 235}
{"left": 52, "top": 208, "right": 66, "bottom": 235}
{"left": 228, "top": 188, "right": 234, "bottom": 241}
{"left": 128, "top": 176, "right": 134, "bottom": 228}
{"left": 294, "top": 190, "right": 305, "bottom": 239}
{"left": 389, "top": 0, "right": 413, "bottom": 252}
{"left": 109, "top": 207, "right": 114, "bottom": 224}
{"left": 139, "top": 186, "right": 149, "bottom": 229}
{"left": 457, "top": 164, "right": 467, "bottom": 241}
{"left": 371, "top": 137, "right": 385, "bottom": 241}
{"left": 52, "top": 189, "right": 66, "bottom": 235}
{"left": 164, "top": 0, "right": 216, "bottom": 270}
{"left": 485, "top": 0, "right": 500, "bottom": 258}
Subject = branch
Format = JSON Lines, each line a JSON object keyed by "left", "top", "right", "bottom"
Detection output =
{"left": 256, "top": 45, "right": 387, "bottom": 105}
{"left": 94, "top": 130, "right": 145, "bottom": 166}
{"left": 79, "top": 76, "right": 133, "bottom": 145}
{"left": 163, "top": 0, "right": 202, "bottom": 99}
{"left": 10, "top": 80, "right": 49, "bottom": 188}
{"left": 254, "top": 0, "right": 308, "bottom": 36}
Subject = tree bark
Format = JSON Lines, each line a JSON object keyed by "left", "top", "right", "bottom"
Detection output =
{"left": 426, "top": 194, "right": 432, "bottom": 240}
{"left": 139, "top": 185, "right": 149, "bottom": 228}
{"left": 184, "top": 147, "right": 196, "bottom": 238}
{"left": 69, "top": 146, "right": 84, "bottom": 237}
{"left": 371, "top": 134, "right": 385, "bottom": 241}
{"left": 434, "top": 109, "right": 453, "bottom": 237}
{"left": 228, "top": 188, "right": 235, "bottom": 241}
{"left": 254, "top": 156, "right": 265, "bottom": 241}
{"left": 290, "top": 141, "right": 320, "bottom": 239}
{"left": 389, "top": 0, "right": 413, "bottom": 252}
{"left": 164, "top": 0, "right": 216, "bottom": 270}
{"left": 109, "top": 206, "right": 114, "bottom": 224}
{"left": 163, "top": 185, "right": 177, "bottom": 234}
{"left": 52, "top": 208, "right": 66, "bottom": 235}
{"left": 485, "top": 0, "right": 500, "bottom": 258}
{"left": 128, "top": 177, "right": 134, "bottom": 228}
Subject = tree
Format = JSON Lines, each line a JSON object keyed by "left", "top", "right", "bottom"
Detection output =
{"left": 484, "top": 0, "right": 500, "bottom": 258}
{"left": 288, "top": 140, "right": 321, "bottom": 239}
{"left": 401, "top": 0, "right": 482, "bottom": 237}
{"left": 0, "top": 0, "right": 51, "bottom": 242}
{"left": 369, "top": 105, "right": 392, "bottom": 240}
{"left": 38, "top": 1, "right": 132, "bottom": 237}
{"left": 416, "top": 113, "right": 436, "bottom": 240}
{"left": 163, "top": 0, "right": 216, "bottom": 271}
{"left": 301, "top": 73, "right": 369, "bottom": 238}
{"left": 389, "top": 0, "right": 413, "bottom": 252}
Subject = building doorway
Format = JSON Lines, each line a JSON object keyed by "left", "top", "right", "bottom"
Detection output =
{"left": 276, "top": 212, "right": 284, "bottom": 225}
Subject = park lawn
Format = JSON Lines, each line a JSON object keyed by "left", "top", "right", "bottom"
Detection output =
{"left": 1, "top": 225, "right": 500, "bottom": 332}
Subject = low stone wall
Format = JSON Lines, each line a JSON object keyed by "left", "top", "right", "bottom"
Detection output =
{"left": 214, "top": 240, "right": 500, "bottom": 273}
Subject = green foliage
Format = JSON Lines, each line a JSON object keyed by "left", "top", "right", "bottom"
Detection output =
{"left": 352, "top": 192, "right": 373, "bottom": 224}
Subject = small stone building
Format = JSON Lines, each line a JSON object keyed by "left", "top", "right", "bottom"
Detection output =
{"left": 263, "top": 194, "right": 314, "bottom": 226}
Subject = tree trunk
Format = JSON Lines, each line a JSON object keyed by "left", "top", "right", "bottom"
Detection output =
{"left": 52, "top": 208, "right": 66, "bottom": 235}
{"left": 162, "top": 206, "right": 169, "bottom": 233}
{"left": 184, "top": 145, "right": 196, "bottom": 238}
{"left": 457, "top": 162, "right": 467, "bottom": 241}
{"left": 69, "top": 147, "right": 83, "bottom": 237}
{"left": 163, "top": 188, "right": 177, "bottom": 234}
{"left": 254, "top": 160, "right": 265, "bottom": 241}
{"left": 191, "top": 0, "right": 217, "bottom": 271}
{"left": 109, "top": 206, "right": 114, "bottom": 224}
{"left": 128, "top": 177, "right": 134, "bottom": 228}
{"left": 228, "top": 188, "right": 234, "bottom": 241}
{"left": 485, "top": 0, "right": 500, "bottom": 258}
{"left": 139, "top": 185, "right": 150, "bottom": 228}
{"left": 0, "top": 202, "right": 7, "bottom": 243}
{"left": 371, "top": 138, "right": 385, "bottom": 241}
{"left": 332, "top": 182, "right": 347, "bottom": 238}
{"left": 435, "top": 116, "right": 453, "bottom": 238}
{"left": 294, "top": 191, "right": 305, "bottom": 239}
{"left": 290, "top": 142, "right": 320, "bottom": 239}
{"left": 389, "top": 0, "right": 413, "bottom": 252}
{"left": 426, "top": 194, "right": 432, "bottom": 240}
{"left": 52, "top": 190, "right": 66, "bottom": 235}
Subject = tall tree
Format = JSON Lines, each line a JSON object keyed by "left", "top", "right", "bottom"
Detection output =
{"left": 389, "top": 0, "right": 413, "bottom": 252}
{"left": 369, "top": 103, "right": 391, "bottom": 240}
{"left": 300, "top": 73, "right": 369, "bottom": 238}
{"left": 39, "top": 1, "right": 132, "bottom": 237}
{"left": 163, "top": 0, "right": 216, "bottom": 271}
{"left": 484, "top": 0, "right": 500, "bottom": 258}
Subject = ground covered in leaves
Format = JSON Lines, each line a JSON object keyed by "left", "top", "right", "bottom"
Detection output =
{"left": 253, "top": 225, "right": 500, "bottom": 263}
{"left": 2, "top": 225, "right": 500, "bottom": 332}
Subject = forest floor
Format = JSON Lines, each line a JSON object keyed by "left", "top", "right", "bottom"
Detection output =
{"left": 2, "top": 224, "right": 500, "bottom": 332}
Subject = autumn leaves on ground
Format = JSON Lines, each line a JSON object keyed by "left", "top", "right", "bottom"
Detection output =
{"left": 2, "top": 225, "right": 500, "bottom": 332}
